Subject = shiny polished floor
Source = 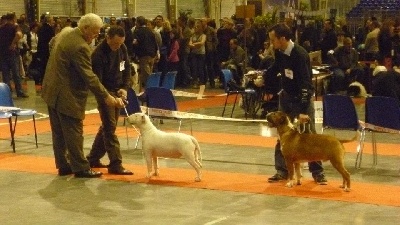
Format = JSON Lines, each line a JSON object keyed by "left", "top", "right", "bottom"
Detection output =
{"left": 0, "top": 81, "right": 399, "bottom": 225}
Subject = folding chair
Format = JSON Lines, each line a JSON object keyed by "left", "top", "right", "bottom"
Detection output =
{"left": 120, "top": 88, "right": 142, "bottom": 149}
{"left": 138, "top": 72, "right": 162, "bottom": 104}
{"left": 0, "top": 111, "right": 14, "bottom": 152}
{"left": 146, "top": 72, "right": 162, "bottom": 88}
{"left": 0, "top": 83, "right": 38, "bottom": 152}
{"left": 356, "top": 96, "right": 400, "bottom": 168}
{"left": 322, "top": 94, "right": 361, "bottom": 132}
{"left": 145, "top": 87, "right": 184, "bottom": 132}
{"left": 161, "top": 71, "right": 177, "bottom": 89}
{"left": 322, "top": 94, "right": 363, "bottom": 168}
{"left": 221, "top": 69, "right": 256, "bottom": 118}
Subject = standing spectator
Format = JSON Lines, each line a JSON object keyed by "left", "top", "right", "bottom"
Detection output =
{"left": 319, "top": 19, "right": 337, "bottom": 63}
{"left": 158, "top": 20, "right": 172, "bottom": 77}
{"left": 166, "top": 28, "right": 180, "bottom": 72}
{"left": 85, "top": 25, "right": 133, "bottom": 175}
{"left": 364, "top": 20, "right": 380, "bottom": 61}
{"left": 18, "top": 13, "right": 30, "bottom": 36}
{"left": 176, "top": 15, "right": 193, "bottom": 87}
{"left": 378, "top": 19, "right": 395, "bottom": 62}
{"left": 265, "top": 23, "right": 327, "bottom": 185}
{"left": 37, "top": 13, "right": 55, "bottom": 85}
{"left": 217, "top": 18, "right": 237, "bottom": 63}
{"left": 27, "top": 22, "right": 40, "bottom": 81}
{"left": 109, "top": 16, "right": 117, "bottom": 26}
{"left": 132, "top": 16, "right": 158, "bottom": 92}
{"left": 201, "top": 18, "right": 218, "bottom": 88}
{"left": 392, "top": 18, "right": 400, "bottom": 69}
{"left": 0, "top": 12, "right": 28, "bottom": 97}
{"left": 154, "top": 15, "right": 163, "bottom": 33}
{"left": 221, "top": 38, "right": 246, "bottom": 85}
{"left": 17, "top": 18, "right": 29, "bottom": 75}
{"left": 299, "top": 22, "right": 319, "bottom": 52}
{"left": 189, "top": 20, "right": 206, "bottom": 88}
{"left": 41, "top": 13, "right": 125, "bottom": 178}
{"left": 216, "top": 18, "right": 237, "bottom": 85}
{"left": 120, "top": 18, "right": 134, "bottom": 59}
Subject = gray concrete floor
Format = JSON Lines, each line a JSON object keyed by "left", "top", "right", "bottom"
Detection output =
{"left": 0, "top": 82, "right": 399, "bottom": 225}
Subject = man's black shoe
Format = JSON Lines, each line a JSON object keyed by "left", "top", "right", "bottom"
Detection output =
{"left": 75, "top": 169, "right": 102, "bottom": 178}
{"left": 89, "top": 161, "right": 108, "bottom": 168}
{"left": 58, "top": 167, "right": 73, "bottom": 176}
{"left": 108, "top": 167, "right": 134, "bottom": 175}
{"left": 313, "top": 173, "right": 328, "bottom": 185}
{"left": 267, "top": 173, "right": 287, "bottom": 183}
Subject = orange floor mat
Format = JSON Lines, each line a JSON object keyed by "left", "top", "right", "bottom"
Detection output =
{"left": 0, "top": 153, "right": 399, "bottom": 207}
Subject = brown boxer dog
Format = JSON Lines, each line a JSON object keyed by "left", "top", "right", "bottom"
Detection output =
{"left": 266, "top": 111, "right": 357, "bottom": 192}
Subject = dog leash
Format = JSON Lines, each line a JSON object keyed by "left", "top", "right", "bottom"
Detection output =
{"left": 123, "top": 104, "right": 141, "bottom": 136}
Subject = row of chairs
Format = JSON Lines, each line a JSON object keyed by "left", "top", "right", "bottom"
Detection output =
{"left": 0, "top": 83, "right": 38, "bottom": 153}
{"left": 120, "top": 86, "right": 182, "bottom": 149}
{"left": 322, "top": 94, "right": 400, "bottom": 169}
{"left": 146, "top": 71, "right": 177, "bottom": 90}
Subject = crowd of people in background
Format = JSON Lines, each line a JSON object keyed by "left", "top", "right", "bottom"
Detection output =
{"left": 1, "top": 11, "right": 400, "bottom": 103}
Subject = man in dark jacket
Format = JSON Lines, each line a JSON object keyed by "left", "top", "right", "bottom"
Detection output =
{"left": 266, "top": 23, "right": 327, "bottom": 185}
{"left": 0, "top": 12, "right": 28, "bottom": 97}
{"left": 320, "top": 19, "right": 337, "bottom": 63}
{"left": 132, "top": 16, "right": 158, "bottom": 92}
{"left": 37, "top": 14, "right": 55, "bottom": 84}
{"left": 86, "top": 25, "right": 133, "bottom": 175}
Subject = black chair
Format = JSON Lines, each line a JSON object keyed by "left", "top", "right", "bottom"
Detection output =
{"left": 356, "top": 96, "right": 400, "bottom": 168}
{"left": 221, "top": 69, "right": 257, "bottom": 119}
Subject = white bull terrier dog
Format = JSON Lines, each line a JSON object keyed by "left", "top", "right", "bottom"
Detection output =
{"left": 127, "top": 113, "right": 202, "bottom": 182}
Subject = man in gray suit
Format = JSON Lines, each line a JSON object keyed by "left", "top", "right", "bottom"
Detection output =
{"left": 42, "top": 13, "right": 125, "bottom": 178}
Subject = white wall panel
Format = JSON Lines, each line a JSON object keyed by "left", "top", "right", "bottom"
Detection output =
{"left": 220, "top": 0, "right": 236, "bottom": 20}
{"left": 39, "top": 0, "right": 81, "bottom": 17}
{"left": 177, "top": 0, "right": 204, "bottom": 19}
{"left": 135, "top": 0, "right": 167, "bottom": 19}
{"left": 0, "top": 0, "right": 25, "bottom": 16}
{"left": 94, "top": 0, "right": 125, "bottom": 17}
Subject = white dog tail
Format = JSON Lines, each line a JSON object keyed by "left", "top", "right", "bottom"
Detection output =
{"left": 191, "top": 136, "right": 202, "bottom": 168}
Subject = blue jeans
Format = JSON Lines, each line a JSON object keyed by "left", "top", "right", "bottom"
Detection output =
{"left": 1, "top": 52, "right": 24, "bottom": 95}
{"left": 274, "top": 97, "right": 324, "bottom": 177}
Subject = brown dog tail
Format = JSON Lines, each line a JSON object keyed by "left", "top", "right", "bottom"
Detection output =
{"left": 339, "top": 131, "right": 360, "bottom": 144}
{"left": 191, "top": 136, "right": 203, "bottom": 168}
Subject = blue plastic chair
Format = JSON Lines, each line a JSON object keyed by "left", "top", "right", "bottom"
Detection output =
{"left": 138, "top": 72, "right": 162, "bottom": 104}
{"left": 322, "top": 94, "right": 363, "bottom": 168}
{"left": 161, "top": 71, "right": 177, "bottom": 89}
{"left": 0, "top": 111, "right": 14, "bottom": 152}
{"left": 322, "top": 94, "right": 360, "bottom": 131}
{"left": 120, "top": 88, "right": 142, "bottom": 149}
{"left": 221, "top": 69, "right": 256, "bottom": 118}
{"left": 146, "top": 72, "right": 162, "bottom": 88}
{"left": 0, "top": 82, "right": 38, "bottom": 152}
{"left": 145, "top": 87, "right": 183, "bottom": 132}
{"left": 356, "top": 96, "right": 400, "bottom": 168}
